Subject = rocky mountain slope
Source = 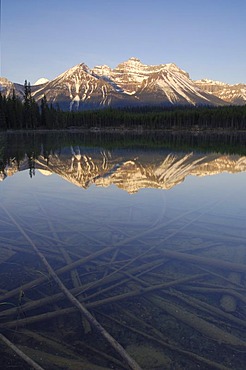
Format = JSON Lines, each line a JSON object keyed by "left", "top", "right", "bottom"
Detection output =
{"left": 194, "top": 79, "right": 246, "bottom": 105}
{"left": 32, "top": 63, "right": 136, "bottom": 110}
{"left": 93, "top": 58, "right": 224, "bottom": 106}
{"left": 0, "top": 57, "right": 232, "bottom": 110}
{"left": 0, "top": 77, "right": 23, "bottom": 98}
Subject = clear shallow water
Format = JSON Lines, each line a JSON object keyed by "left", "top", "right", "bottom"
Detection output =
{"left": 0, "top": 132, "right": 246, "bottom": 369}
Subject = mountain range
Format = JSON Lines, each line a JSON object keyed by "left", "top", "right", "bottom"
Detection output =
{"left": 1, "top": 57, "right": 246, "bottom": 110}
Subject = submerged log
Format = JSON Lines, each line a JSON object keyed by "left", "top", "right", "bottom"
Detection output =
{"left": 0, "top": 244, "right": 114, "bottom": 303}
{"left": 148, "top": 295, "right": 246, "bottom": 350}
{"left": 165, "top": 289, "right": 246, "bottom": 333}
{"left": 220, "top": 272, "right": 241, "bottom": 312}
{"left": 97, "top": 310, "right": 231, "bottom": 370}
{"left": 220, "top": 245, "right": 246, "bottom": 312}
{"left": 21, "top": 329, "right": 124, "bottom": 369}
{"left": 1, "top": 204, "right": 142, "bottom": 370}
{"left": 180, "top": 286, "right": 246, "bottom": 306}
{"left": 1, "top": 274, "right": 207, "bottom": 328}
{"left": 0, "top": 333, "right": 44, "bottom": 370}
{"left": 159, "top": 248, "right": 246, "bottom": 273}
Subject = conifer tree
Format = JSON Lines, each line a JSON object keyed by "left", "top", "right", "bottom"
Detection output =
{"left": 41, "top": 95, "right": 49, "bottom": 128}
{"left": 23, "top": 80, "right": 32, "bottom": 129}
{"left": 0, "top": 93, "right": 7, "bottom": 130}
{"left": 23, "top": 80, "right": 40, "bottom": 129}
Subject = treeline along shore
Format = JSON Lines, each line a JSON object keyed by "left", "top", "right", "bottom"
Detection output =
{"left": 0, "top": 84, "right": 246, "bottom": 131}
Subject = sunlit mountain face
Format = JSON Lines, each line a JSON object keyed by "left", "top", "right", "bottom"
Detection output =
{"left": 194, "top": 79, "right": 246, "bottom": 105}
{"left": 0, "top": 57, "right": 235, "bottom": 111}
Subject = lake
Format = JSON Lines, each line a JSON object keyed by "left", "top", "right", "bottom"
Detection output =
{"left": 0, "top": 131, "right": 246, "bottom": 370}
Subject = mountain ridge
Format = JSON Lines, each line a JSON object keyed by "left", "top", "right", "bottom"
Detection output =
{"left": 194, "top": 78, "right": 246, "bottom": 105}
{"left": 1, "top": 57, "right": 245, "bottom": 110}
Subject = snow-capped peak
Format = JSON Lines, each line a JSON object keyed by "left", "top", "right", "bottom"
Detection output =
{"left": 116, "top": 57, "right": 145, "bottom": 70}
{"left": 34, "top": 78, "right": 49, "bottom": 86}
{"left": 54, "top": 63, "right": 91, "bottom": 81}
{"left": 126, "top": 57, "right": 142, "bottom": 64}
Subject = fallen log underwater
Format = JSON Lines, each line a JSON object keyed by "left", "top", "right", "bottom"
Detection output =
{"left": 1, "top": 200, "right": 246, "bottom": 370}
{"left": 0, "top": 205, "right": 142, "bottom": 370}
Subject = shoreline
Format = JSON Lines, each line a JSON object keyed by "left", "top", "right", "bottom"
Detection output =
{"left": 2, "top": 127, "right": 246, "bottom": 135}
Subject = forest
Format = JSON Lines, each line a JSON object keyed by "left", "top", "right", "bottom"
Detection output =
{"left": 0, "top": 83, "right": 246, "bottom": 131}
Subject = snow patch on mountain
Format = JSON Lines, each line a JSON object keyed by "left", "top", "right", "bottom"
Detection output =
{"left": 34, "top": 78, "right": 49, "bottom": 85}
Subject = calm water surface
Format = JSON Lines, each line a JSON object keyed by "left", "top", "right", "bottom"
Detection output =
{"left": 0, "top": 132, "right": 246, "bottom": 370}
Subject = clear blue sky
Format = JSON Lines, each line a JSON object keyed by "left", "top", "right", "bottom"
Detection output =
{"left": 1, "top": 0, "right": 246, "bottom": 85}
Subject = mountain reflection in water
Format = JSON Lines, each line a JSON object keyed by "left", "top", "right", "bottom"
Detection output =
{"left": 0, "top": 132, "right": 246, "bottom": 370}
{"left": 1, "top": 133, "right": 246, "bottom": 193}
